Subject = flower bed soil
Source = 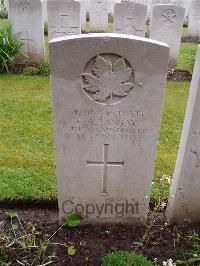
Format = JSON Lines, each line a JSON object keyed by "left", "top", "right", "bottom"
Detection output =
{"left": 0, "top": 208, "right": 199, "bottom": 266}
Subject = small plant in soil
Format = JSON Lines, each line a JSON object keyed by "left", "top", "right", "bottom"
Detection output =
{"left": 65, "top": 213, "right": 82, "bottom": 228}
{"left": 101, "top": 250, "right": 153, "bottom": 266}
{"left": 0, "top": 211, "right": 56, "bottom": 265}
{"left": 176, "top": 231, "right": 200, "bottom": 265}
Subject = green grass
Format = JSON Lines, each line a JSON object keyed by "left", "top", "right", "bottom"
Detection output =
{"left": 0, "top": 74, "right": 190, "bottom": 201}
{"left": 0, "top": 74, "right": 56, "bottom": 200}
{"left": 182, "top": 26, "right": 189, "bottom": 37}
{"left": 152, "top": 81, "right": 189, "bottom": 202}
{"left": 0, "top": 18, "right": 9, "bottom": 30}
{"left": 85, "top": 21, "right": 113, "bottom": 32}
{"left": 177, "top": 43, "right": 198, "bottom": 72}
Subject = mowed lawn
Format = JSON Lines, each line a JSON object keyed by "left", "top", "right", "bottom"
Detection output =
{"left": 0, "top": 74, "right": 190, "bottom": 202}
{"left": 0, "top": 18, "right": 198, "bottom": 202}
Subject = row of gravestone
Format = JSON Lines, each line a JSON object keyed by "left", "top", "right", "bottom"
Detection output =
{"left": 7, "top": 0, "right": 200, "bottom": 68}
{"left": 40, "top": 0, "right": 192, "bottom": 24}
{"left": 49, "top": 32, "right": 200, "bottom": 225}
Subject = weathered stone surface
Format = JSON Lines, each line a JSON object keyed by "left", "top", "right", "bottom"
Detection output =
{"left": 49, "top": 33, "right": 169, "bottom": 224}
{"left": 89, "top": 0, "right": 109, "bottom": 32}
{"left": 42, "top": 0, "right": 47, "bottom": 22}
{"left": 167, "top": 46, "right": 200, "bottom": 224}
{"left": 47, "top": 0, "right": 81, "bottom": 42}
{"left": 80, "top": 0, "right": 89, "bottom": 32}
{"left": 8, "top": 0, "right": 44, "bottom": 64}
{"left": 113, "top": 2, "right": 147, "bottom": 37}
{"left": 188, "top": 0, "right": 200, "bottom": 38}
{"left": 150, "top": 4, "right": 185, "bottom": 68}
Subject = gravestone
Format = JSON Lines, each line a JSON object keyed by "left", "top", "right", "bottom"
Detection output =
{"left": 80, "top": 0, "right": 89, "bottom": 32}
{"left": 8, "top": 0, "right": 44, "bottom": 64}
{"left": 188, "top": 0, "right": 200, "bottom": 38}
{"left": 47, "top": 0, "right": 81, "bottom": 42}
{"left": 113, "top": 2, "right": 147, "bottom": 37}
{"left": 42, "top": 0, "right": 48, "bottom": 22}
{"left": 49, "top": 33, "right": 169, "bottom": 223}
{"left": 150, "top": 4, "right": 185, "bottom": 68}
{"left": 89, "top": 0, "right": 109, "bottom": 32}
{"left": 107, "top": 0, "right": 119, "bottom": 14}
{"left": 167, "top": 45, "right": 200, "bottom": 224}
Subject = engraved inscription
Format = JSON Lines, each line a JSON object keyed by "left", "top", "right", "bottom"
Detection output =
{"left": 191, "top": 149, "right": 200, "bottom": 168}
{"left": 82, "top": 54, "right": 134, "bottom": 105}
{"left": 162, "top": 9, "right": 176, "bottom": 25}
{"left": 123, "top": 16, "right": 142, "bottom": 34}
{"left": 62, "top": 108, "right": 152, "bottom": 142}
{"left": 86, "top": 144, "right": 124, "bottom": 194}
{"left": 95, "top": 1, "right": 107, "bottom": 16}
{"left": 18, "top": 0, "right": 32, "bottom": 14}
{"left": 50, "top": 15, "right": 79, "bottom": 35}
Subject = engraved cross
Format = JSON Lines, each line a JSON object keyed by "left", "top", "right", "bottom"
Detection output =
{"left": 19, "top": 31, "right": 33, "bottom": 53}
{"left": 86, "top": 144, "right": 124, "bottom": 194}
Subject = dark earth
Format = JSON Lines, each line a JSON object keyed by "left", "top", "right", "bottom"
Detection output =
{"left": 0, "top": 203, "right": 200, "bottom": 266}
{"left": 181, "top": 36, "right": 200, "bottom": 44}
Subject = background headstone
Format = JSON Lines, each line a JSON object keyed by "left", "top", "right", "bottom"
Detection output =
{"left": 80, "top": 0, "right": 89, "bottom": 32}
{"left": 150, "top": 4, "right": 185, "bottom": 68}
{"left": 113, "top": 2, "right": 147, "bottom": 37}
{"left": 188, "top": 0, "right": 200, "bottom": 38}
{"left": 8, "top": 0, "right": 45, "bottom": 64}
{"left": 47, "top": 0, "right": 81, "bottom": 42}
{"left": 89, "top": 0, "right": 109, "bottom": 32}
{"left": 42, "top": 0, "right": 48, "bottom": 22}
{"left": 49, "top": 33, "right": 169, "bottom": 224}
{"left": 167, "top": 45, "right": 200, "bottom": 224}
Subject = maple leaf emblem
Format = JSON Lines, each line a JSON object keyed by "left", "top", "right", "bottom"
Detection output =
{"left": 82, "top": 55, "right": 134, "bottom": 104}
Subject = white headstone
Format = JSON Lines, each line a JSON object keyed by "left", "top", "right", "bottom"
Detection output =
{"left": 113, "top": 2, "right": 147, "bottom": 37}
{"left": 167, "top": 45, "right": 200, "bottom": 224}
{"left": 49, "top": 33, "right": 169, "bottom": 224}
{"left": 89, "top": 0, "right": 109, "bottom": 32}
{"left": 8, "top": 0, "right": 45, "bottom": 64}
{"left": 47, "top": 0, "right": 81, "bottom": 42}
{"left": 150, "top": 4, "right": 185, "bottom": 68}
{"left": 188, "top": 0, "right": 200, "bottom": 38}
{"left": 42, "top": 0, "right": 48, "bottom": 22}
{"left": 107, "top": 0, "right": 119, "bottom": 14}
{"left": 150, "top": 0, "right": 188, "bottom": 19}
{"left": 80, "top": 0, "right": 89, "bottom": 32}
{"left": 184, "top": 0, "right": 190, "bottom": 18}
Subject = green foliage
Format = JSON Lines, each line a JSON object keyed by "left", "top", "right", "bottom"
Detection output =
{"left": 176, "top": 232, "right": 200, "bottom": 266}
{"left": 108, "top": 13, "right": 113, "bottom": 24}
{"left": 23, "top": 61, "right": 50, "bottom": 76}
{"left": 183, "top": 19, "right": 188, "bottom": 28}
{"left": 44, "top": 22, "right": 48, "bottom": 35}
{"left": 68, "top": 245, "right": 77, "bottom": 256}
{"left": 5, "top": 211, "right": 18, "bottom": 219}
{"left": 38, "top": 61, "right": 50, "bottom": 76}
{"left": 0, "top": 24, "right": 26, "bottom": 73}
{"left": 101, "top": 251, "right": 153, "bottom": 266}
{"left": 0, "top": 0, "right": 8, "bottom": 19}
{"left": 65, "top": 213, "right": 81, "bottom": 228}
{"left": 23, "top": 66, "right": 39, "bottom": 76}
